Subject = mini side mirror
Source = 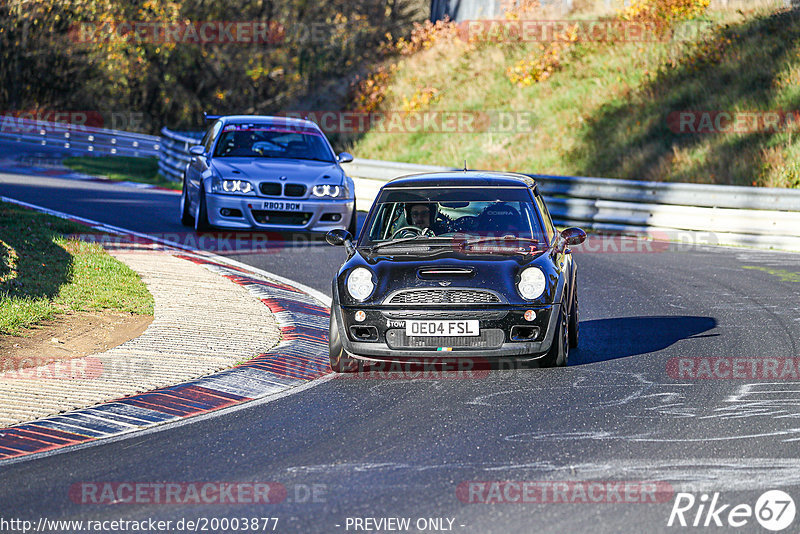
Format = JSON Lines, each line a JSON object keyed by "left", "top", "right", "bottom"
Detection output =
{"left": 560, "top": 227, "right": 586, "bottom": 247}
{"left": 326, "top": 229, "right": 355, "bottom": 255}
{"left": 337, "top": 152, "right": 354, "bottom": 164}
{"left": 189, "top": 145, "right": 206, "bottom": 156}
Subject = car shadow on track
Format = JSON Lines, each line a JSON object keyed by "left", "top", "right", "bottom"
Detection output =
{"left": 569, "top": 315, "right": 718, "bottom": 365}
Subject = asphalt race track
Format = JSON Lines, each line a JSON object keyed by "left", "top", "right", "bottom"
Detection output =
{"left": 2, "top": 160, "right": 800, "bottom": 533}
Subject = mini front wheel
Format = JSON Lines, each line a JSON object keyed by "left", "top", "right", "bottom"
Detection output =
{"left": 329, "top": 311, "right": 358, "bottom": 373}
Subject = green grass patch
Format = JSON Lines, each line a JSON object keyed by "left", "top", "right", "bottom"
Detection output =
{"left": 0, "top": 202, "right": 154, "bottom": 335}
{"left": 62, "top": 156, "right": 181, "bottom": 190}
{"left": 351, "top": 4, "right": 800, "bottom": 188}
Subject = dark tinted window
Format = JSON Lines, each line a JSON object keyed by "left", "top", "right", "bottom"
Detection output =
{"left": 213, "top": 124, "right": 334, "bottom": 161}
{"left": 361, "top": 187, "right": 547, "bottom": 246}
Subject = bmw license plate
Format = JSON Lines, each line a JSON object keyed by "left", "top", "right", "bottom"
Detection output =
{"left": 263, "top": 201, "right": 302, "bottom": 211}
{"left": 406, "top": 320, "right": 479, "bottom": 337}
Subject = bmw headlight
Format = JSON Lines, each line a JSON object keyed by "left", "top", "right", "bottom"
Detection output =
{"left": 312, "top": 184, "right": 343, "bottom": 198}
{"left": 222, "top": 179, "right": 253, "bottom": 194}
{"left": 347, "top": 267, "right": 374, "bottom": 301}
{"left": 211, "top": 177, "right": 254, "bottom": 194}
{"left": 517, "top": 267, "right": 546, "bottom": 300}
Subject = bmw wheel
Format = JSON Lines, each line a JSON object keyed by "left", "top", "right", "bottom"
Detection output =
{"left": 194, "top": 186, "right": 210, "bottom": 232}
{"left": 347, "top": 200, "right": 357, "bottom": 237}
{"left": 180, "top": 178, "right": 193, "bottom": 226}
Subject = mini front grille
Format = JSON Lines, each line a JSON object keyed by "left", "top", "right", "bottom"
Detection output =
{"left": 386, "top": 289, "right": 502, "bottom": 305}
{"left": 259, "top": 183, "right": 282, "bottom": 196}
{"left": 284, "top": 184, "right": 306, "bottom": 197}
{"left": 386, "top": 328, "right": 504, "bottom": 349}
{"left": 382, "top": 310, "right": 507, "bottom": 320}
{"left": 251, "top": 210, "right": 311, "bottom": 225}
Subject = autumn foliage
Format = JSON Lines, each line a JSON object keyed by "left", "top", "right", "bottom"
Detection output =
{"left": 0, "top": 0, "right": 424, "bottom": 132}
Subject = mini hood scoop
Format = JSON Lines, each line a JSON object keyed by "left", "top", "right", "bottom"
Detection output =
{"left": 417, "top": 266, "right": 475, "bottom": 279}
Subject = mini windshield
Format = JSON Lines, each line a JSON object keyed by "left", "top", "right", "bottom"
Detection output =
{"left": 213, "top": 123, "right": 335, "bottom": 161}
{"left": 360, "top": 187, "right": 548, "bottom": 249}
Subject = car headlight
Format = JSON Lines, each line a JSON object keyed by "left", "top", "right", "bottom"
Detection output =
{"left": 346, "top": 267, "right": 374, "bottom": 301}
{"left": 517, "top": 267, "right": 546, "bottom": 300}
{"left": 312, "top": 184, "right": 342, "bottom": 198}
{"left": 222, "top": 179, "right": 253, "bottom": 194}
{"left": 211, "top": 177, "right": 254, "bottom": 194}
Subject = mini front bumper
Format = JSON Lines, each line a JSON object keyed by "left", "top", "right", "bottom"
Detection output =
{"left": 334, "top": 303, "right": 562, "bottom": 362}
{"left": 205, "top": 193, "right": 354, "bottom": 232}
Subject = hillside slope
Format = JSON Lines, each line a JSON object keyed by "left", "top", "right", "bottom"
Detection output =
{"left": 350, "top": 2, "right": 800, "bottom": 188}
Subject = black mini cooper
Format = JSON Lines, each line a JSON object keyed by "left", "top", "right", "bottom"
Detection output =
{"left": 325, "top": 171, "right": 586, "bottom": 372}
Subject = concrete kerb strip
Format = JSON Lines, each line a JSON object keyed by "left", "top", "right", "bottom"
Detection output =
{"left": 0, "top": 196, "right": 333, "bottom": 462}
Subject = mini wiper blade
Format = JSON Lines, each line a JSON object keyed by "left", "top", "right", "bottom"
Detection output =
{"left": 369, "top": 237, "right": 452, "bottom": 251}
{"left": 461, "top": 235, "right": 539, "bottom": 248}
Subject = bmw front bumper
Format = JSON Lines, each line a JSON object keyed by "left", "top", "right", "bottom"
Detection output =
{"left": 205, "top": 193, "right": 354, "bottom": 232}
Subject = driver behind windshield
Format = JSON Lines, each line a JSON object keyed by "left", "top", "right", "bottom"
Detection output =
{"left": 405, "top": 202, "right": 450, "bottom": 235}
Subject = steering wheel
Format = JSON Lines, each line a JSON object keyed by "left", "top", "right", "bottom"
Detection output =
{"left": 451, "top": 216, "right": 479, "bottom": 232}
{"left": 391, "top": 226, "right": 433, "bottom": 239}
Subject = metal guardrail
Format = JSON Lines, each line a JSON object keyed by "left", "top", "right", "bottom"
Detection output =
{"left": 158, "top": 128, "right": 202, "bottom": 183}
{"left": 0, "top": 116, "right": 161, "bottom": 158}
{"left": 2, "top": 119, "right": 798, "bottom": 252}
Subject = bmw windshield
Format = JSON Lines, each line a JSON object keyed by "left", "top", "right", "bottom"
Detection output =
{"left": 213, "top": 123, "right": 336, "bottom": 162}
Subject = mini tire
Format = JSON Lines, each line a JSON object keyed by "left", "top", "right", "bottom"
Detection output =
{"left": 539, "top": 305, "right": 568, "bottom": 368}
{"left": 329, "top": 311, "right": 358, "bottom": 373}
{"left": 568, "top": 286, "right": 579, "bottom": 349}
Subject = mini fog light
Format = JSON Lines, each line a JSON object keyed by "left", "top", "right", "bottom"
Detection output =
{"left": 355, "top": 311, "right": 366, "bottom": 322}
{"left": 524, "top": 310, "right": 536, "bottom": 322}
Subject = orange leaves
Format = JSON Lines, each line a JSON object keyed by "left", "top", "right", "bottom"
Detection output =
{"left": 505, "top": 25, "right": 577, "bottom": 87}
{"left": 350, "top": 65, "right": 397, "bottom": 113}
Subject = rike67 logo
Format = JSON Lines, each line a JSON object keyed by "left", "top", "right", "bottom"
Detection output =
{"left": 668, "top": 490, "right": 796, "bottom": 531}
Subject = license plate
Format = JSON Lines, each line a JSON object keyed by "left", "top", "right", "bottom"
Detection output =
{"left": 263, "top": 201, "right": 302, "bottom": 211}
{"left": 406, "top": 320, "right": 479, "bottom": 337}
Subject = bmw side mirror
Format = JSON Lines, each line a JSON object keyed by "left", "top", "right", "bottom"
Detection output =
{"left": 326, "top": 229, "right": 355, "bottom": 255}
{"left": 560, "top": 227, "right": 587, "bottom": 248}
{"left": 337, "top": 152, "right": 354, "bottom": 164}
{"left": 189, "top": 145, "right": 206, "bottom": 157}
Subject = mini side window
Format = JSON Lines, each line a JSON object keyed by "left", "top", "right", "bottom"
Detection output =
{"left": 534, "top": 193, "right": 556, "bottom": 245}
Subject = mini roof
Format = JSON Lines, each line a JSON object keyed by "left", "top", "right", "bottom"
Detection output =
{"left": 384, "top": 171, "right": 537, "bottom": 189}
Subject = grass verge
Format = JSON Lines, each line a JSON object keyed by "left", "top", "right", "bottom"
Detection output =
{"left": 0, "top": 201, "right": 154, "bottom": 335}
{"left": 62, "top": 156, "right": 181, "bottom": 190}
